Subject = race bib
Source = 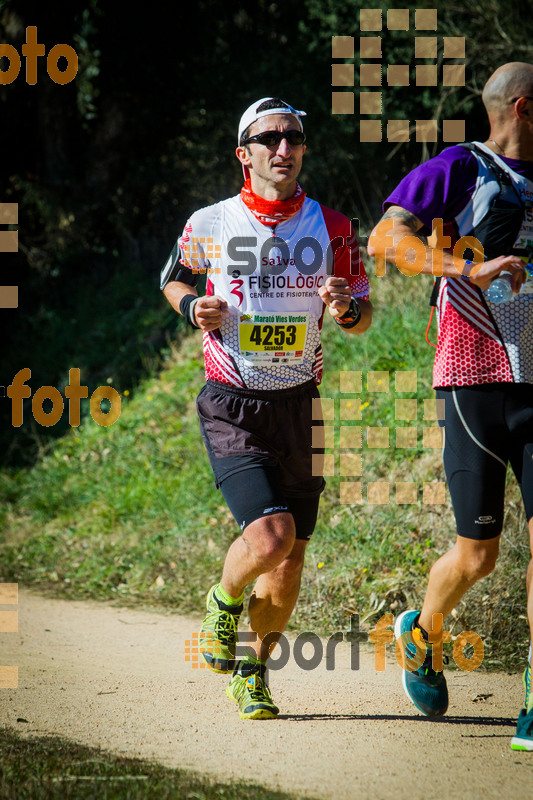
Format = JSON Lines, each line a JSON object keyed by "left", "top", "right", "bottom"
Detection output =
{"left": 520, "top": 261, "right": 533, "bottom": 295}
{"left": 513, "top": 204, "right": 533, "bottom": 295}
{"left": 513, "top": 202, "right": 533, "bottom": 251}
{"left": 239, "top": 312, "right": 308, "bottom": 365}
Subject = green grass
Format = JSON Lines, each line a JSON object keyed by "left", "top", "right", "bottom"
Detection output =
{"left": 0, "top": 266, "right": 530, "bottom": 669}
{"left": 0, "top": 728, "right": 304, "bottom": 800}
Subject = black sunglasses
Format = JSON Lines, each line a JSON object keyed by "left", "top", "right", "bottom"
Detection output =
{"left": 242, "top": 130, "right": 306, "bottom": 147}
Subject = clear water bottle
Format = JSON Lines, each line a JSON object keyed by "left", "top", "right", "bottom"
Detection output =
{"left": 487, "top": 271, "right": 513, "bottom": 304}
{"left": 487, "top": 263, "right": 533, "bottom": 304}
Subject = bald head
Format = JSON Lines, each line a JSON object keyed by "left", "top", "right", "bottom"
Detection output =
{"left": 482, "top": 62, "right": 533, "bottom": 118}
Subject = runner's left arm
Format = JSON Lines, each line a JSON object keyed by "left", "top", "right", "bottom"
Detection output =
{"left": 160, "top": 215, "right": 228, "bottom": 331}
{"left": 319, "top": 276, "right": 372, "bottom": 334}
{"left": 318, "top": 216, "right": 372, "bottom": 334}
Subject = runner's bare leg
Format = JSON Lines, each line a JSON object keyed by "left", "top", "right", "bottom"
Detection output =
{"left": 220, "top": 512, "right": 296, "bottom": 599}
{"left": 247, "top": 538, "right": 308, "bottom": 662}
{"left": 418, "top": 534, "right": 500, "bottom": 633}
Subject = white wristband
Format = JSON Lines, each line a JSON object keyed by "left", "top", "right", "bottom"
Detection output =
{"left": 189, "top": 297, "right": 200, "bottom": 327}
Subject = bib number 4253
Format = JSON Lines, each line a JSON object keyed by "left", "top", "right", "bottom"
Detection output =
{"left": 249, "top": 324, "right": 297, "bottom": 348}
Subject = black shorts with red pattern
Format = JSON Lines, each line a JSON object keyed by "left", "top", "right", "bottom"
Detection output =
{"left": 196, "top": 379, "right": 325, "bottom": 540}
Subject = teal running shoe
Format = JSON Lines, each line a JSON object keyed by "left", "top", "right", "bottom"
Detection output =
{"left": 199, "top": 584, "right": 243, "bottom": 673}
{"left": 226, "top": 662, "right": 279, "bottom": 720}
{"left": 511, "top": 709, "right": 533, "bottom": 751}
{"left": 395, "top": 609, "right": 449, "bottom": 717}
{"left": 511, "top": 664, "right": 533, "bottom": 751}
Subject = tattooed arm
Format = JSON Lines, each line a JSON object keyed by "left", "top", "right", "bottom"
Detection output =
{"left": 375, "top": 206, "right": 425, "bottom": 237}
{"left": 367, "top": 205, "right": 526, "bottom": 289}
{"left": 368, "top": 205, "right": 449, "bottom": 277}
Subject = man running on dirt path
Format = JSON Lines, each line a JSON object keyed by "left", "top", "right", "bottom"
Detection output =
{"left": 161, "top": 97, "right": 372, "bottom": 719}
{"left": 368, "top": 62, "right": 533, "bottom": 750}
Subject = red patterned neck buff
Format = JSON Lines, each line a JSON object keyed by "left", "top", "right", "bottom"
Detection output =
{"left": 240, "top": 179, "right": 306, "bottom": 227}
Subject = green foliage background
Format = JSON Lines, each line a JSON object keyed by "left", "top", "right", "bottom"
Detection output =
{"left": 1, "top": 0, "right": 533, "bottom": 668}
{"left": 2, "top": 0, "right": 533, "bottom": 464}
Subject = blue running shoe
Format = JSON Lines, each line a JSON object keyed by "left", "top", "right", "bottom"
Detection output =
{"left": 511, "top": 664, "right": 533, "bottom": 751}
{"left": 394, "top": 609, "right": 448, "bottom": 717}
{"left": 511, "top": 708, "right": 533, "bottom": 751}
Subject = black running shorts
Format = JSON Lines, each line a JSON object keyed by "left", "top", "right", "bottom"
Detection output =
{"left": 196, "top": 379, "right": 326, "bottom": 540}
{"left": 436, "top": 383, "right": 533, "bottom": 540}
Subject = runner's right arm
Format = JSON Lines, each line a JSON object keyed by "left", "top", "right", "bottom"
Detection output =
{"left": 160, "top": 214, "right": 228, "bottom": 332}
{"left": 163, "top": 280, "right": 228, "bottom": 332}
{"left": 368, "top": 205, "right": 526, "bottom": 291}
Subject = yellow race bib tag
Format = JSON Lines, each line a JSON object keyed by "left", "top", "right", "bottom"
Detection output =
{"left": 239, "top": 312, "right": 308, "bottom": 364}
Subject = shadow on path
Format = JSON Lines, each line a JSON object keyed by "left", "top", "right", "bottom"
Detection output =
{"left": 278, "top": 712, "right": 516, "bottom": 727}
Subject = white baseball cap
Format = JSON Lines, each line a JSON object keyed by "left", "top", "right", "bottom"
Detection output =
{"left": 238, "top": 97, "right": 307, "bottom": 144}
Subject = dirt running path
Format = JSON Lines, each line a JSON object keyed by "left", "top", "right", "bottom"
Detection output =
{"left": 1, "top": 591, "right": 532, "bottom": 799}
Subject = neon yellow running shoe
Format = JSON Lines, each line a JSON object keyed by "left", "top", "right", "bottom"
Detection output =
{"left": 199, "top": 584, "right": 243, "bottom": 673}
{"left": 524, "top": 661, "right": 532, "bottom": 710}
{"left": 226, "top": 663, "right": 279, "bottom": 720}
